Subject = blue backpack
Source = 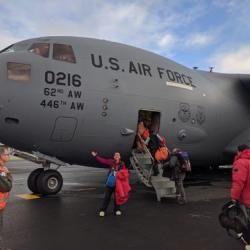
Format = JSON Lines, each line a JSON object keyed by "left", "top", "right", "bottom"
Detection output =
{"left": 106, "top": 171, "right": 116, "bottom": 188}
{"left": 106, "top": 162, "right": 124, "bottom": 188}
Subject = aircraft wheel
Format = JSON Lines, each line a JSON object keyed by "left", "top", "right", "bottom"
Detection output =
{"left": 37, "top": 170, "right": 63, "bottom": 195}
{"left": 27, "top": 168, "right": 44, "bottom": 194}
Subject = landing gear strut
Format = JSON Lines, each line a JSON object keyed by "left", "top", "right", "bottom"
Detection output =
{"left": 13, "top": 150, "right": 67, "bottom": 195}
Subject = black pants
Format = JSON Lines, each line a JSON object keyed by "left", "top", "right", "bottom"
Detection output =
{"left": 101, "top": 186, "right": 120, "bottom": 212}
{"left": 149, "top": 149, "right": 159, "bottom": 175}
{"left": 175, "top": 172, "right": 186, "bottom": 202}
{"left": 247, "top": 207, "right": 250, "bottom": 217}
{"left": 152, "top": 163, "right": 159, "bottom": 175}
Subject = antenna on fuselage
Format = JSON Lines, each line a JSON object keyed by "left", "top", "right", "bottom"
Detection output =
{"left": 209, "top": 67, "right": 214, "bottom": 72}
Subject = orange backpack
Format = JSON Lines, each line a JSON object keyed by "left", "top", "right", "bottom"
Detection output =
{"left": 155, "top": 147, "right": 169, "bottom": 161}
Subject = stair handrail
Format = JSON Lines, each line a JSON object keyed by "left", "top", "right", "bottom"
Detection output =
{"left": 130, "top": 156, "right": 152, "bottom": 187}
{"left": 137, "top": 133, "right": 155, "bottom": 163}
{"left": 137, "top": 134, "right": 155, "bottom": 179}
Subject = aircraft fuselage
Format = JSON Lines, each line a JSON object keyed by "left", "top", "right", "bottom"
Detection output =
{"left": 0, "top": 37, "right": 250, "bottom": 167}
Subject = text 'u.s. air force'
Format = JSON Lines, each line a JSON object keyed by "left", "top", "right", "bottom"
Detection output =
{"left": 90, "top": 53, "right": 194, "bottom": 88}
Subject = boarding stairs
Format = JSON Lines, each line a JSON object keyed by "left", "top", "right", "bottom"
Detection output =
{"left": 130, "top": 136, "right": 177, "bottom": 201}
{"left": 130, "top": 149, "right": 154, "bottom": 187}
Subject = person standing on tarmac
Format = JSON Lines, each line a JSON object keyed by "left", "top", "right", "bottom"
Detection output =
{"left": 91, "top": 151, "right": 131, "bottom": 217}
{"left": 231, "top": 144, "right": 250, "bottom": 250}
{"left": 0, "top": 146, "right": 12, "bottom": 249}
{"left": 169, "top": 148, "right": 187, "bottom": 205}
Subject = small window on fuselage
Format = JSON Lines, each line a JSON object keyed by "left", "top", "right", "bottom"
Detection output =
{"left": 28, "top": 43, "right": 50, "bottom": 58}
{"left": 53, "top": 44, "right": 76, "bottom": 63}
{"left": 7, "top": 62, "right": 31, "bottom": 81}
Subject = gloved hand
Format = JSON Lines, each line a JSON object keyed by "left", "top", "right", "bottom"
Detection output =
{"left": 91, "top": 151, "right": 97, "bottom": 157}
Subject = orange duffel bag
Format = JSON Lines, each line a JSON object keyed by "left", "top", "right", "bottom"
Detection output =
{"left": 155, "top": 147, "right": 169, "bottom": 161}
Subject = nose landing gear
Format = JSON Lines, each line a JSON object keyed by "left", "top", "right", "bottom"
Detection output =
{"left": 13, "top": 150, "right": 68, "bottom": 195}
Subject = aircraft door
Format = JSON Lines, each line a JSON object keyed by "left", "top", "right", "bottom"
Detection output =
{"left": 138, "top": 110, "right": 161, "bottom": 133}
{"left": 133, "top": 110, "right": 161, "bottom": 150}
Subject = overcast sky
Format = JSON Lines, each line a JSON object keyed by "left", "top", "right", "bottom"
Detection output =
{"left": 0, "top": 0, "right": 250, "bottom": 73}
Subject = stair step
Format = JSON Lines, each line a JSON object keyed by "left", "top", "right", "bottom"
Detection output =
{"left": 150, "top": 177, "right": 177, "bottom": 202}
{"left": 134, "top": 153, "right": 151, "bottom": 159}
{"left": 130, "top": 157, "right": 152, "bottom": 187}
{"left": 137, "top": 159, "right": 153, "bottom": 165}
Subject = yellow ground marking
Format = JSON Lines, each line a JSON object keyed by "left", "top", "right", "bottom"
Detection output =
{"left": 16, "top": 194, "right": 41, "bottom": 200}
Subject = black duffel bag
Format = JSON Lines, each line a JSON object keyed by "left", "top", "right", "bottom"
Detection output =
{"left": 219, "top": 201, "right": 250, "bottom": 244}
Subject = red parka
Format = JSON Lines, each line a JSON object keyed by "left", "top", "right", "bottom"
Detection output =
{"left": 231, "top": 149, "right": 250, "bottom": 208}
{"left": 115, "top": 168, "right": 131, "bottom": 205}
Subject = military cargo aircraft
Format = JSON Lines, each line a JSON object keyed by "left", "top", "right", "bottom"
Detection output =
{"left": 0, "top": 36, "right": 248, "bottom": 195}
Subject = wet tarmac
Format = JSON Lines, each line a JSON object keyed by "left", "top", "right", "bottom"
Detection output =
{"left": 1, "top": 160, "right": 244, "bottom": 250}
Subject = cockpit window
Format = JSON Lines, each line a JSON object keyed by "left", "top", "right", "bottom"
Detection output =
{"left": 7, "top": 62, "right": 31, "bottom": 81}
{"left": 28, "top": 43, "right": 50, "bottom": 58}
{"left": 53, "top": 44, "right": 76, "bottom": 63}
{"left": 0, "top": 43, "right": 28, "bottom": 54}
{"left": 0, "top": 44, "right": 15, "bottom": 54}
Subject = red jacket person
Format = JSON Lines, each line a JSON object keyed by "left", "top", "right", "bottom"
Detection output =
{"left": 231, "top": 144, "right": 250, "bottom": 208}
{"left": 91, "top": 151, "right": 131, "bottom": 217}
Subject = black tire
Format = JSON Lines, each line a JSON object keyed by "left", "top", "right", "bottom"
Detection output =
{"left": 27, "top": 168, "right": 44, "bottom": 194}
{"left": 37, "top": 170, "right": 63, "bottom": 195}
